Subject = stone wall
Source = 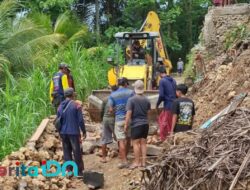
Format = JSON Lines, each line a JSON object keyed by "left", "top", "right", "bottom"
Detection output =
{"left": 203, "top": 4, "right": 250, "bottom": 55}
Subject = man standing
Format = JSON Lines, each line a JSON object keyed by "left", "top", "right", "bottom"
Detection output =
{"left": 108, "top": 77, "right": 133, "bottom": 169}
{"left": 171, "top": 84, "right": 195, "bottom": 134}
{"left": 177, "top": 58, "right": 184, "bottom": 76}
{"left": 156, "top": 67, "right": 177, "bottom": 141}
{"left": 100, "top": 85, "right": 118, "bottom": 163}
{"left": 57, "top": 88, "right": 86, "bottom": 177}
{"left": 125, "top": 80, "right": 151, "bottom": 169}
{"left": 64, "top": 65, "right": 75, "bottom": 91}
{"left": 50, "top": 63, "right": 69, "bottom": 110}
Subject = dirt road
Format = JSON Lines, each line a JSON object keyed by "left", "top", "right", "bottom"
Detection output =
{"left": 72, "top": 154, "right": 141, "bottom": 190}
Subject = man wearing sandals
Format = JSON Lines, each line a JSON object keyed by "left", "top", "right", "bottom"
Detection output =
{"left": 100, "top": 85, "right": 118, "bottom": 163}
{"left": 108, "top": 78, "right": 133, "bottom": 169}
{"left": 125, "top": 80, "right": 151, "bottom": 169}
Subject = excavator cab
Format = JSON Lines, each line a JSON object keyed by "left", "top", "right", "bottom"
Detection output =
{"left": 107, "top": 32, "right": 161, "bottom": 90}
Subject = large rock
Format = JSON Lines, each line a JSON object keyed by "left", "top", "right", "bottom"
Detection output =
{"left": 18, "top": 180, "right": 27, "bottom": 190}
{"left": 146, "top": 145, "right": 163, "bottom": 156}
{"left": 83, "top": 171, "right": 104, "bottom": 189}
{"left": 85, "top": 123, "right": 97, "bottom": 133}
{"left": 107, "top": 142, "right": 118, "bottom": 150}
{"left": 227, "top": 91, "right": 236, "bottom": 100}
{"left": 82, "top": 141, "right": 98, "bottom": 154}
{"left": 148, "top": 125, "right": 158, "bottom": 135}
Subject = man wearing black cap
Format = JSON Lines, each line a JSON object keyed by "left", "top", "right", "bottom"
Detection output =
{"left": 156, "top": 67, "right": 176, "bottom": 142}
{"left": 57, "top": 87, "right": 86, "bottom": 177}
{"left": 108, "top": 77, "right": 133, "bottom": 169}
{"left": 49, "top": 63, "right": 69, "bottom": 111}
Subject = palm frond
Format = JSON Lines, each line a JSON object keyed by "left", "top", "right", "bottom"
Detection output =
{"left": 54, "top": 11, "right": 82, "bottom": 39}
{"left": 28, "top": 12, "right": 53, "bottom": 33}
{"left": 0, "top": 0, "right": 19, "bottom": 44}
{"left": 3, "top": 33, "right": 66, "bottom": 69}
{"left": 67, "top": 26, "right": 88, "bottom": 43}
{"left": 0, "top": 0, "right": 18, "bottom": 20}
{"left": 0, "top": 61, "right": 15, "bottom": 87}
{"left": 4, "top": 27, "right": 46, "bottom": 51}
{"left": 0, "top": 53, "right": 10, "bottom": 73}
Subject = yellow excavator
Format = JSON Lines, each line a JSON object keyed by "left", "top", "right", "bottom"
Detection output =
{"left": 107, "top": 11, "right": 172, "bottom": 89}
{"left": 88, "top": 11, "right": 172, "bottom": 122}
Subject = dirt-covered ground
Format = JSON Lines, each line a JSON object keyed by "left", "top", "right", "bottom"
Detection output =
{"left": 190, "top": 49, "right": 250, "bottom": 127}
{"left": 74, "top": 154, "right": 141, "bottom": 190}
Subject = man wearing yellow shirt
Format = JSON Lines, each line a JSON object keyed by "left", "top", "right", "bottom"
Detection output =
{"left": 50, "top": 63, "right": 69, "bottom": 111}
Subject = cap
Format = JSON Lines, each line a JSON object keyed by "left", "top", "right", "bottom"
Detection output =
{"left": 58, "top": 63, "right": 65, "bottom": 69}
{"left": 58, "top": 62, "right": 70, "bottom": 69}
{"left": 118, "top": 77, "right": 129, "bottom": 86}
{"left": 133, "top": 80, "right": 144, "bottom": 94}
{"left": 64, "top": 87, "right": 74, "bottom": 97}
{"left": 64, "top": 64, "right": 70, "bottom": 69}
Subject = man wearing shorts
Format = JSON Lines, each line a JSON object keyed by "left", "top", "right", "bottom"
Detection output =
{"left": 177, "top": 58, "right": 184, "bottom": 76}
{"left": 108, "top": 77, "right": 133, "bottom": 169}
{"left": 100, "top": 85, "right": 118, "bottom": 163}
{"left": 125, "top": 80, "right": 151, "bottom": 169}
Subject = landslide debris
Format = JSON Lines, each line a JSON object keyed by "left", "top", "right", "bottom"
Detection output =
{"left": 142, "top": 108, "right": 250, "bottom": 190}
{"left": 190, "top": 4, "right": 250, "bottom": 126}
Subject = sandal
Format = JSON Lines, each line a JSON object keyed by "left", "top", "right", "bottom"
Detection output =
{"left": 129, "top": 164, "right": 140, "bottom": 170}
{"left": 100, "top": 159, "right": 107, "bottom": 163}
{"left": 118, "top": 162, "right": 129, "bottom": 169}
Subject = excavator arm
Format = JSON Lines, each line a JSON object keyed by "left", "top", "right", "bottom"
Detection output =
{"left": 140, "top": 11, "right": 172, "bottom": 74}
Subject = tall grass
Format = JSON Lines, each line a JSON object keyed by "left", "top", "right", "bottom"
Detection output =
{"left": 0, "top": 45, "right": 110, "bottom": 159}
{"left": 0, "top": 66, "right": 51, "bottom": 159}
{"left": 53, "top": 45, "right": 111, "bottom": 99}
{"left": 183, "top": 50, "right": 195, "bottom": 79}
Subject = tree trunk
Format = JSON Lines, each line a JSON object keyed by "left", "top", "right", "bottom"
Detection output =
{"left": 167, "top": 0, "right": 174, "bottom": 39}
{"left": 95, "top": 0, "right": 100, "bottom": 42}
{"left": 187, "top": 0, "right": 193, "bottom": 49}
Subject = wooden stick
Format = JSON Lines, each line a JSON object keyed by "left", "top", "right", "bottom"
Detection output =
{"left": 229, "top": 150, "right": 250, "bottom": 190}
{"left": 29, "top": 118, "right": 49, "bottom": 142}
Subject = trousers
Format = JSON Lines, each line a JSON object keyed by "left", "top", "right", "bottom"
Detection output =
{"left": 158, "top": 110, "right": 173, "bottom": 141}
{"left": 61, "top": 134, "right": 84, "bottom": 174}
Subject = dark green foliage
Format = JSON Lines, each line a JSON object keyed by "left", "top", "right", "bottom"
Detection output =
{"left": 224, "top": 25, "right": 249, "bottom": 50}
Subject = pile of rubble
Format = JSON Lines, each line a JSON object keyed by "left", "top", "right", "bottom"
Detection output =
{"left": 0, "top": 106, "right": 100, "bottom": 190}
{"left": 0, "top": 121, "right": 72, "bottom": 190}
{"left": 191, "top": 49, "right": 250, "bottom": 126}
{"left": 142, "top": 108, "right": 250, "bottom": 190}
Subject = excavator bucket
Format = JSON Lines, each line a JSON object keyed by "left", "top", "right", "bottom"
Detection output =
{"left": 88, "top": 90, "right": 160, "bottom": 123}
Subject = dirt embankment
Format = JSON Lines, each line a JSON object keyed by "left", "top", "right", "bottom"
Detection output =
{"left": 190, "top": 4, "right": 250, "bottom": 126}
{"left": 192, "top": 49, "right": 250, "bottom": 126}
